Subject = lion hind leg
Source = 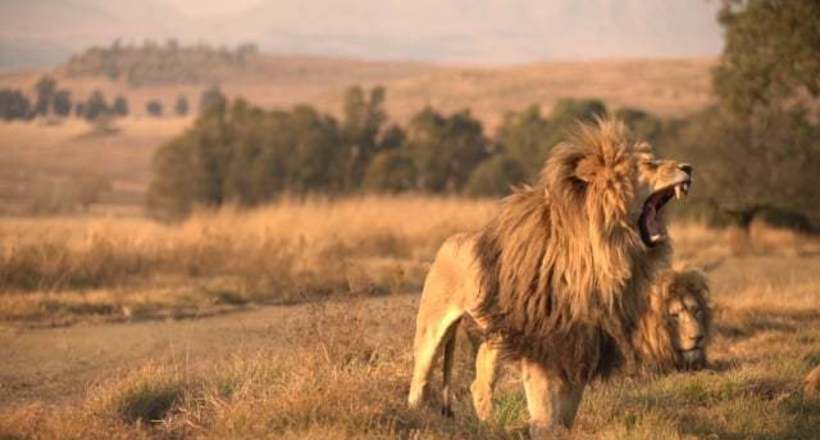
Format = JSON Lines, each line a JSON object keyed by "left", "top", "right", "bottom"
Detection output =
{"left": 470, "top": 341, "right": 501, "bottom": 421}
{"left": 408, "top": 307, "right": 463, "bottom": 409}
{"left": 520, "top": 358, "right": 585, "bottom": 437}
{"left": 440, "top": 323, "right": 458, "bottom": 417}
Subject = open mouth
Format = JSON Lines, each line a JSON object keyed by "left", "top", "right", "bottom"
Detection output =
{"left": 638, "top": 180, "right": 690, "bottom": 247}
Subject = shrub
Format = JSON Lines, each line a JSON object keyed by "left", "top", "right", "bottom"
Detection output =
{"left": 465, "top": 155, "right": 526, "bottom": 196}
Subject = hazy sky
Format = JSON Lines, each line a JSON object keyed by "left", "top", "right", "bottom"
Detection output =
{"left": 164, "top": 0, "right": 264, "bottom": 18}
{"left": 0, "top": 0, "right": 724, "bottom": 69}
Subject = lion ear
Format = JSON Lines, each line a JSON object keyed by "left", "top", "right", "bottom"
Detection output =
{"left": 574, "top": 156, "right": 599, "bottom": 183}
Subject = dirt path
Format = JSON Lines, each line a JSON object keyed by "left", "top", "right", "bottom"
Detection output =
{"left": 0, "top": 295, "right": 419, "bottom": 407}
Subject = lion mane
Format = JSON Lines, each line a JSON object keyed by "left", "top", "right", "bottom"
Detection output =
{"left": 632, "top": 268, "right": 712, "bottom": 372}
{"left": 473, "top": 119, "right": 671, "bottom": 383}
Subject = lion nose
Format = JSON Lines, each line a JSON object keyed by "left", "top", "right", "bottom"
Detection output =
{"left": 679, "top": 164, "right": 693, "bottom": 178}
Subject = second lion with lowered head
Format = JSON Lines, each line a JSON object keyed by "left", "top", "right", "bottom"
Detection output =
{"left": 407, "top": 118, "right": 694, "bottom": 436}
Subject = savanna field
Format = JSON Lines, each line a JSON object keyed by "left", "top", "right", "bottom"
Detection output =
{"left": 0, "top": 196, "right": 818, "bottom": 439}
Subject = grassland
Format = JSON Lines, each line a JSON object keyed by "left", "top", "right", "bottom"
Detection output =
{"left": 0, "top": 197, "right": 818, "bottom": 439}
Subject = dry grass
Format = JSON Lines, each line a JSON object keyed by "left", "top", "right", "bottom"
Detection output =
{"left": 0, "top": 196, "right": 818, "bottom": 439}
{"left": 0, "top": 196, "right": 494, "bottom": 325}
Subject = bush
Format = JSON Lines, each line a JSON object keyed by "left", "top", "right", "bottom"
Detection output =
{"left": 174, "top": 95, "right": 189, "bottom": 116}
{"left": 146, "top": 100, "right": 163, "bottom": 117}
{"left": 83, "top": 90, "right": 110, "bottom": 121}
{"left": 362, "top": 151, "right": 417, "bottom": 193}
{"left": 465, "top": 155, "right": 526, "bottom": 196}
{"left": 113, "top": 96, "right": 129, "bottom": 116}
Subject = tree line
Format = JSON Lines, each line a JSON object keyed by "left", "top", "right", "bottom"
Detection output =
{"left": 0, "top": 76, "right": 227, "bottom": 121}
{"left": 65, "top": 39, "right": 259, "bottom": 86}
{"left": 145, "top": 85, "right": 671, "bottom": 219}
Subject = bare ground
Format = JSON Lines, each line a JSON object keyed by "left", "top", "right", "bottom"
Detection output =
{"left": 0, "top": 294, "right": 419, "bottom": 408}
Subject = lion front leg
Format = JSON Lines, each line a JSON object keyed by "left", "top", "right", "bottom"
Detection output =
{"left": 520, "top": 358, "right": 585, "bottom": 437}
{"left": 470, "top": 340, "right": 501, "bottom": 421}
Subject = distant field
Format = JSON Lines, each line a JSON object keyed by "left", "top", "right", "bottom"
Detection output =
{"left": 0, "top": 56, "right": 715, "bottom": 211}
{"left": 0, "top": 197, "right": 817, "bottom": 438}
{"left": 0, "top": 117, "right": 189, "bottom": 213}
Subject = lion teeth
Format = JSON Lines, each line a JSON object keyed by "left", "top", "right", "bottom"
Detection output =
{"left": 674, "top": 185, "right": 682, "bottom": 200}
{"left": 650, "top": 233, "right": 663, "bottom": 242}
{"left": 683, "top": 182, "right": 690, "bottom": 194}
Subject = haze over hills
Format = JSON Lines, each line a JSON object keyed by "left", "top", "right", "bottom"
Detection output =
{"left": 1, "top": 0, "right": 723, "bottom": 69}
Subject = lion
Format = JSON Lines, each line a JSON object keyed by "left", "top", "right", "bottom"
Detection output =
{"left": 632, "top": 268, "right": 712, "bottom": 372}
{"left": 453, "top": 268, "right": 712, "bottom": 422}
{"left": 407, "top": 118, "right": 693, "bottom": 436}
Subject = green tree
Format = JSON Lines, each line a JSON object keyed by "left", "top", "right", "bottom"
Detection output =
{"left": 199, "top": 85, "right": 226, "bottom": 115}
{"left": 404, "top": 107, "right": 488, "bottom": 192}
{"left": 613, "top": 107, "right": 663, "bottom": 145}
{"left": 497, "top": 104, "right": 553, "bottom": 178}
{"left": 0, "top": 89, "right": 32, "bottom": 120}
{"left": 465, "top": 155, "right": 526, "bottom": 196}
{"left": 175, "top": 95, "right": 189, "bottom": 116}
{"left": 146, "top": 132, "right": 198, "bottom": 219}
{"left": 549, "top": 98, "right": 607, "bottom": 125}
{"left": 339, "top": 85, "right": 387, "bottom": 190}
{"left": 713, "top": 0, "right": 820, "bottom": 118}
{"left": 675, "top": 0, "right": 820, "bottom": 225}
{"left": 113, "top": 96, "right": 129, "bottom": 116}
{"left": 33, "top": 75, "right": 57, "bottom": 116}
{"left": 362, "top": 150, "right": 417, "bottom": 193}
{"left": 83, "top": 90, "right": 109, "bottom": 120}
{"left": 146, "top": 100, "right": 163, "bottom": 117}
{"left": 53, "top": 90, "right": 72, "bottom": 117}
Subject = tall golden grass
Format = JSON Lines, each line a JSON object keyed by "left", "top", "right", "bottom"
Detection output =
{"left": 0, "top": 196, "right": 494, "bottom": 324}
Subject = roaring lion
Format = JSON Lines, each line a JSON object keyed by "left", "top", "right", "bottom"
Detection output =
{"left": 407, "top": 118, "right": 693, "bottom": 436}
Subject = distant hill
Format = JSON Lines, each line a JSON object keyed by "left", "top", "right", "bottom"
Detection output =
{"left": 1, "top": 0, "right": 722, "bottom": 69}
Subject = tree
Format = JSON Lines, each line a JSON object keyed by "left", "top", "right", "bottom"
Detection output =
{"left": 33, "top": 75, "right": 57, "bottom": 116}
{"left": 404, "top": 107, "right": 489, "bottom": 192}
{"left": 53, "top": 90, "right": 72, "bottom": 117}
{"left": 362, "top": 150, "right": 417, "bottom": 193}
{"left": 339, "top": 85, "right": 387, "bottom": 190}
{"left": 613, "top": 107, "right": 663, "bottom": 145}
{"left": 713, "top": 0, "right": 820, "bottom": 119}
{"left": 675, "top": 0, "right": 820, "bottom": 225}
{"left": 175, "top": 95, "right": 189, "bottom": 116}
{"left": 146, "top": 100, "right": 163, "bottom": 117}
{"left": 669, "top": 106, "right": 820, "bottom": 224}
{"left": 0, "top": 89, "right": 32, "bottom": 120}
{"left": 199, "top": 85, "right": 226, "bottom": 115}
{"left": 549, "top": 98, "right": 607, "bottom": 125}
{"left": 498, "top": 105, "right": 554, "bottom": 178}
{"left": 113, "top": 96, "right": 129, "bottom": 116}
{"left": 83, "top": 90, "right": 109, "bottom": 120}
{"left": 465, "top": 155, "right": 526, "bottom": 196}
